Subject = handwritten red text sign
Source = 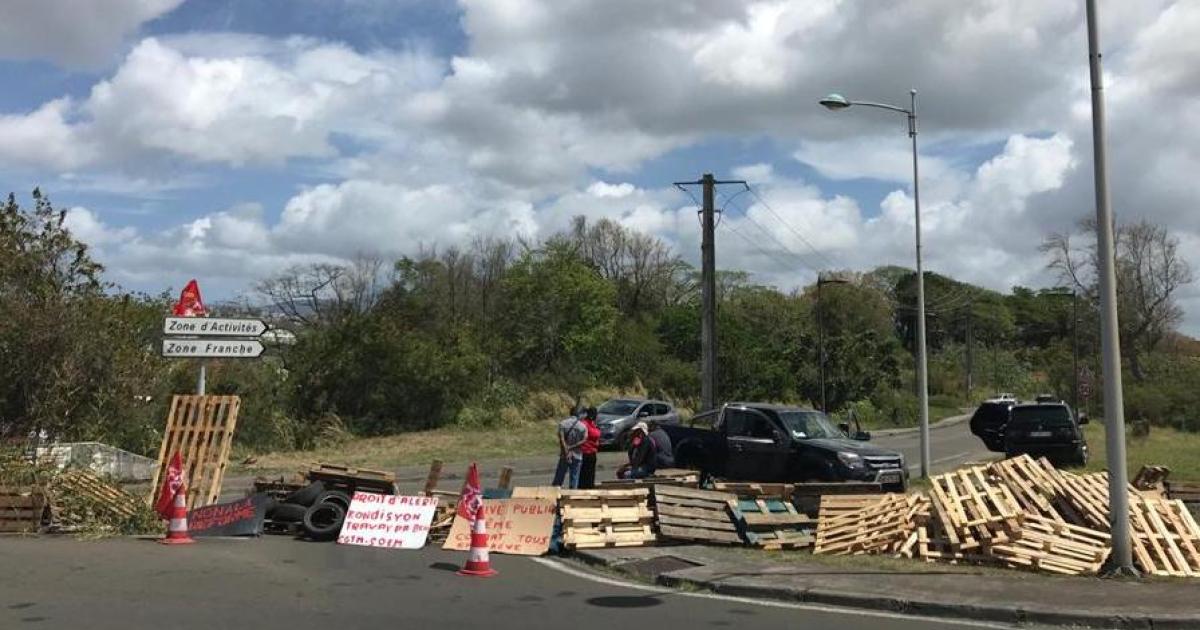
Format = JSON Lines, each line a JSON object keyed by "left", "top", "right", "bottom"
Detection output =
{"left": 337, "top": 493, "right": 438, "bottom": 549}
{"left": 443, "top": 498, "right": 556, "bottom": 556}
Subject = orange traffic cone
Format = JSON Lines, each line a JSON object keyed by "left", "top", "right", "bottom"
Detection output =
{"left": 159, "top": 487, "right": 195, "bottom": 545}
{"left": 457, "top": 505, "right": 497, "bottom": 577}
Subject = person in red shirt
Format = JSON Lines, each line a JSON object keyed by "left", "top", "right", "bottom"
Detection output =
{"left": 578, "top": 406, "right": 601, "bottom": 489}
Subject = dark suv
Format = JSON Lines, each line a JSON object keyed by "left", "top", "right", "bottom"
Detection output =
{"left": 1004, "top": 402, "right": 1089, "bottom": 466}
{"left": 969, "top": 399, "right": 1016, "bottom": 452}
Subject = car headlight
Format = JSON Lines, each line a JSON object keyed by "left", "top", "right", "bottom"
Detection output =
{"left": 837, "top": 452, "right": 863, "bottom": 468}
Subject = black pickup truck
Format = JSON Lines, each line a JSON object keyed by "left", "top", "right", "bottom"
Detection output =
{"left": 663, "top": 403, "right": 908, "bottom": 491}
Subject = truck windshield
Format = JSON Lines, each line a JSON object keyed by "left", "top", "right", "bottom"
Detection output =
{"left": 777, "top": 411, "right": 842, "bottom": 439}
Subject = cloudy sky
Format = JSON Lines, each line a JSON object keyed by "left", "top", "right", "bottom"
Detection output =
{"left": 1, "top": 1, "right": 1197, "bottom": 332}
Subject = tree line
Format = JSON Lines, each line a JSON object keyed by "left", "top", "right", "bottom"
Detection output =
{"left": 1, "top": 191, "right": 1196, "bottom": 456}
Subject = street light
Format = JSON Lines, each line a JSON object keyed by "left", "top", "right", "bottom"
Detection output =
{"left": 1047, "top": 288, "right": 1081, "bottom": 414}
{"left": 816, "top": 272, "right": 849, "bottom": 413}
{"left": 819, "top": 89, "right": 931, "bottom": 479}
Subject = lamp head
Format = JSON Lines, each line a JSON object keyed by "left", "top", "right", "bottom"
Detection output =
{"left": 819, "top": 93, "right": 851, "bottom": 111}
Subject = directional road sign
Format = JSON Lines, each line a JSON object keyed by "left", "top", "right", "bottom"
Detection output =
{"left": 162, "top": 339, "right": 265, "bottom": 359}
{"left": 163, "top": 317, "right": 268, "bottom": 337}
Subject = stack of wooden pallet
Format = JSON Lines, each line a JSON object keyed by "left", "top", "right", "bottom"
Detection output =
{"left": 651, "top": 485, "right": 742, "bottom": 545}
{"left": 732, "top": 496, "right": 817, "bottom": 550}
{"left": 560, "top": 488, "right": 655, "bottom": 549}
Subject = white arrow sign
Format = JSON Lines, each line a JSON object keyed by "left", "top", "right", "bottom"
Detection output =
{"left": 163, "top": 317, "right": 268, "bottom": 337}
{"left": 162, "top": 339, "right": 265, "bottom": 358}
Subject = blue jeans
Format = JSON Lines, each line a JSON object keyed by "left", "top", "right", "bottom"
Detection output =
{"left": 619, "top": 465, "right": 654, "bottom": 480}
{"left": 552, "top": 455, "right": 583, "bottom": 488}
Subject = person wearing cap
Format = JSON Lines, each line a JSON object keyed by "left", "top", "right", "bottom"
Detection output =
{"left": 617, "top": 421, "right": 653, "bottom": 479}
{"left": 578, "top": 406, "right": 602, "bottom": 489}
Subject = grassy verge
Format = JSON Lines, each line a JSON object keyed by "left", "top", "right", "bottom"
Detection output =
{"left": 1082, "top": 422, "right": 1200, "bottom": 481}
{"left": 722, "top": 547, "right": 1011, "bottom": 576}
{"left": 235, "top": 420, "right": 559, "bottom": 475}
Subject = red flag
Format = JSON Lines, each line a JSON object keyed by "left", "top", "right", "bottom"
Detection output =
{"left": 172, "top": 279, "right": 207, "bottom": 317}
{"left": 154, "top": 452, "right": 186, "bottom": 519}
{"left": 456, "top": 463, "right": 483, "bottom": 524}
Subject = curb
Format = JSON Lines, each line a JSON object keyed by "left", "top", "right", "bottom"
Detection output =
{"left": 654, "top": 571, "right": 1200, "bottom": 630}
{"left": 870, "top": 413, "right": 971, "bottom": 437}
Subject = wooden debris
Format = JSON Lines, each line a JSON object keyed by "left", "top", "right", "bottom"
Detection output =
{"left": 731, "top": 496, "right": 816, "bottom": 550}
{"left": 1167, "top": 482, "right": 1200, "bottom": 503}
{"left": 497, "top": 466, "right": 514, "bottom": 491}
{"left": 815, "top": 493, "right": 923, "bottom": 556}
{"left": 599, "top": 468, "right": 700, "bottom": 489}
{"left": 1128, "top": 496, "right": 1200, "bottom": 577}
{"left": 928, "top": 465, "right": 1022, "bottom": 552}
{"left": 560, "top": 488, "right": 655, "bottom": 549}
{"left": 149, "top": 395, "right": 241, "bottom": 509}
{"left": 422, "top": 459, "right": 444, "bottom": 496}
{"left": 651, "top": 485, "right": 741, "bottom": 545}
{"left": 251, "top": 475, "right": 306, "bottom": 500}
{"left": 1132, "top": 465, "right": 1170, "bottom": 494}
{"left": 0, "top": 487, "right": 47, "bottom": 533}
{"left": 988, "top": 515, "right": 1111, "bottom": 575}
{"left": 711, "top": 482, "right": 793, "bottom": 499}
{"left": 51, "top": 469, "right": 141, "bottom": 522}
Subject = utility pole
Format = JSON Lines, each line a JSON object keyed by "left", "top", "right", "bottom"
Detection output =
{"left": 1085, "top": 0, "right": 1134, "bottom": 575}
{"left": 674, "top": 174, "right": 747, "bottom": 412}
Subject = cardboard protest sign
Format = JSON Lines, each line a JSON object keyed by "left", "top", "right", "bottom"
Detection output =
{"left": 187, "top": 494, "right": 270, "bottom": 537}
{"left": 443, "top": 498, "right": 556, "bottom": 556}
{"left": 337, "top": 493, "right": 438, "bottom": 549}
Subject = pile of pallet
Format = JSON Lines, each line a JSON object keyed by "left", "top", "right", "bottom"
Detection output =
{"left": 813, "top": 455, "right": 1200, "bottom": 577}
{"left": 0, "top": 487, "right": 47, "bottom": 533}
{"left": 48, "top": 469, "right": 144, "bottom": 531}
{"left": 560, "top": 488, "right": 655, "bottom": 549}
{"left": 599, "top": 468, "right": 700, "bottom": 489}
{"left": 651, "top": 485, "right": 741, "bottom": 545}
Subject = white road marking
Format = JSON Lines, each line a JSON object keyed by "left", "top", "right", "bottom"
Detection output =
{"left": 529, "top": 557, "right": 1026, "bottom": 629}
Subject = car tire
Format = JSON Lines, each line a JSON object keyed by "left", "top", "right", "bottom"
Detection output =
{"left": 282, "top": 481, "right": 325, "bottom": 507}
{"left": 269, "top": 502, "right": 307, "bottom": 524}
{"left": 314, "top": 490, "right": 352, "bottom": 512}
{"left": 302, "top": 502, "right": 346, "bottom": 542}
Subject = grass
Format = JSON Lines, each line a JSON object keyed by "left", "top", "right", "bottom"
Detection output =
{"left": 235, "top": 420, "right": 559, "bottom": 475}
{"left": 722, "top": 546, "right": 1013, "bottom": 576}
{"left": 1082, "top": 422, "right": 1200, "bottom": 482}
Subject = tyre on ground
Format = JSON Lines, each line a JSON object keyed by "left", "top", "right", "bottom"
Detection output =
{"left": 269, "top": 502, "right": 307, "bottom": 524}
{"left": 314, "top": 489, "right": 352, "bottom": 512}
{"left": 302, "top": 502, "right": 346, "bottom": 542}
{"left": 282, "top": 481, "right": 326, "bottom": 507}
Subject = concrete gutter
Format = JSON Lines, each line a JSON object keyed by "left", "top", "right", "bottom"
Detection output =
{"left": 570, "top": 548, "right": 1200, "bottom": 630}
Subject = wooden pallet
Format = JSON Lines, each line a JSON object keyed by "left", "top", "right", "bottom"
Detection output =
{"left": 308, "top": 462, "right": 396, "bottom": 494}
{"left": 928, "top": 465, "right": 1022, "bottom": 551}
{"left": 815, "top": 493, "right": 923, "bottom": 555}
{"left": 560, "top": 488, "right": 655, "bottom": 549}
{"left": 511, "top": 486, "right": 563, "bottom": 501}
{"left": 652, "top": 485, "right": 741, "bottom": 545}
{"left": 149, "top": 395, "right": 241, "bottom": 509}
{"left": 1132, "top": 465, "right": 1170, "bottom": 493}
{"left": 730, "top": 497, "right": 815, "bottom": 549}
{"left": 986, "top": 455, "right": 1068, "bottom": 522}
{"left": 1166, "top": 482, "right": 1200, "bottom": 503}
{"left": 817, "top": 494, "right": 887, "bottom": 521}
{"left": 988, "top": 514, "right": 1111, "bottom": 575}
{"left": 1129, "top": 496, "right": 1200, "bottom": 577}
{"left": 0, "top": 487, "right": 47, "bottom": 533}
{"left": 51, "top": 469, "right": 141, "bottom": 521}
{"left": 711, "top": 483, "right": 794, "bottom": 499}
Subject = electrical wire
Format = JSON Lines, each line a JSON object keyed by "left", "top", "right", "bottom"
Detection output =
{"left": 745, "top": 186, "right": 838, "bottom": 270}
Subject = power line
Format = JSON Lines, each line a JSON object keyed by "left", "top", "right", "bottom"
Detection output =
{"left": 718, "top": 190, "right": 826, "bottom": 277}
{"left": 744, "top": 186, "right": 838, "bottom": 270}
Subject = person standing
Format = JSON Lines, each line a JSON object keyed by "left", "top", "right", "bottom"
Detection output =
{"left": 552, "top": 407, "right": 586, "bottom": 489}
{"left": 578, "top": 406, "right": 601, "bottom": 489}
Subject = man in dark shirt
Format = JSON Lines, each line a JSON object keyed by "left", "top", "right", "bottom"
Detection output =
{"left": 620, "top": 422, "right": 674, "bottom": 479}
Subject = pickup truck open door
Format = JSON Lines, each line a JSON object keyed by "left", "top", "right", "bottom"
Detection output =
{"left": 722, "top": 407, "right": 789, "bottom": 482}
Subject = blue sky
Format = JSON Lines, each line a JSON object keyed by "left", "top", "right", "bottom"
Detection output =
{"left": 0, "top": 0, "right": 1197, "bottom": 333}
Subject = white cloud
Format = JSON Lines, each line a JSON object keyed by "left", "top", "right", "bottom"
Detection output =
{"left": 0, "top": 0, "right": 183, "bottom": 68}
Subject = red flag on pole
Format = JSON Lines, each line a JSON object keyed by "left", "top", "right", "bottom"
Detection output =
{"left": 154, "top": 452, "right": 186, "bottom": 519}
{"left": 456, "top": 463, "right": 483, "bottom": 524}
{"left": 172, "top": 279, "right": 207, "bottom": 317}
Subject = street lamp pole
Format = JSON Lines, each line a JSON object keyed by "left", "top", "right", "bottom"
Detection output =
{"left": 820, "top": 90, "right": 931, "bottom": 478}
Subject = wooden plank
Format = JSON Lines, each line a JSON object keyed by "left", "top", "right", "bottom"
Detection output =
{"left": 652, "top": 485, "right": 737, "bottom": 502}
{"left": 658, "top": 524, "right": 742, "bottom": 544}
{"left": 423, "top": 460, "right": 443, "bottom": 496}
{"left": 655, "top": 503, "right": 730, "bottom": 522}
{"left": 497, "top": 466, "right": 514, "bottom": 491}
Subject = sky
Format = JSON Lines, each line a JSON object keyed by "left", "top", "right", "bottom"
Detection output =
{"left": 0, "top": 0, "right": 1198, "bottom": 333}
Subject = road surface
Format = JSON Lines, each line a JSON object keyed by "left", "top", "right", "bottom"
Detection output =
{"left": 0, "top": 536, "right": 1044, "bottom": 630}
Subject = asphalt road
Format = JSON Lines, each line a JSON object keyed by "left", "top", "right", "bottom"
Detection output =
{"left": 226, "top": 413, "right": 993, "bottom": 497}
{"left": 0, "top": 536, "right": 1040, "bottom": 630}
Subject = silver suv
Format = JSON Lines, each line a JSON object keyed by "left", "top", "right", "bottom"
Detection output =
{"left": 595, "top": 398, "right": 679, "bottom": 450}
